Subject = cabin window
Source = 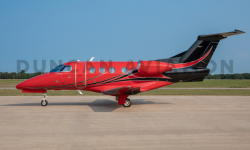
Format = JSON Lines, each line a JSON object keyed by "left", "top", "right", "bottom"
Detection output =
{"left": 109, "top": 67, "right": 115, "bottom": 73}
{"left": 99, "top": 67, "right": 105, "bottom": 73}
{"left": 122, "top": 67, "right": 127, "bottom": 73}
{"left": 90, "top": 67, "right": 95, "bottom": 73}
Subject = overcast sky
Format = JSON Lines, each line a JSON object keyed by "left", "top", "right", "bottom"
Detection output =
{"left": 0, "top": 0, "right": 249, "bottom": 74}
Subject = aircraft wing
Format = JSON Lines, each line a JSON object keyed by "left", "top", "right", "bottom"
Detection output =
{"left": 103, "top": 86, "right": 140, "bottom": 96}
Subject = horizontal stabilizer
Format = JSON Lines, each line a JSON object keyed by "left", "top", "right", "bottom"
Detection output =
{"left": 198, "top": 30, "right": 245, "bottom": 41}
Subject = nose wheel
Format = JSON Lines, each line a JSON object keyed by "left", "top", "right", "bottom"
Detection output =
{"left": 123, "top": 98, "right": 131, "bottom": 107}
{"left": 41, "top": 93, "right": 48, "bottom": 106}
{"left": 41, "top": 100, "right": 48, "bottom": 106}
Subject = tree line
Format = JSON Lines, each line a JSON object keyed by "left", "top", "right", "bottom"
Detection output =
{"left": 0, "top": 70, "right": 43, "bottom": 79}
{"left": 0, "top": 70, "right": 250, "bottom": 79}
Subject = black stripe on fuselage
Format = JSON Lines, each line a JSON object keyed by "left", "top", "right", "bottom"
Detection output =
{"left": 46, "top": 70, "right": 137, "bottom": 89}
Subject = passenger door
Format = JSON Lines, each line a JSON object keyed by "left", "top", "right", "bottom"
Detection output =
{"left": 76, "top": 62, "right": 86, "bottom": 88}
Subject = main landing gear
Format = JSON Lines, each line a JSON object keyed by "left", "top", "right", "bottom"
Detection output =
{"left": 41, "top": 93, "right": 48, "bottom": 106}
{"left": 123, "top": 98, "right": 132, "bottom": 107}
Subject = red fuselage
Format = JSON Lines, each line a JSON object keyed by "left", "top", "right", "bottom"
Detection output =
{"left": 16, "top": 61, "right": 173, "bottom": 95}
{"left": 16, "top": 29, "right": 244, "bottom": 106}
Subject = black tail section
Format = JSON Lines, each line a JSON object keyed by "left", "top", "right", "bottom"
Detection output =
{"left": 156, "top": 30, "right": 245, "bottom": 68}
{"left": 179, "top": 40, "right": 219, "bottom": 68}
{"left": 158, "top": 30, "right": 245, "bottom": 82}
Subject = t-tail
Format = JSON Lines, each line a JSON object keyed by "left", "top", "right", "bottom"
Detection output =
{"left": 156, "top": 30, "right": 245, "bottom": 82}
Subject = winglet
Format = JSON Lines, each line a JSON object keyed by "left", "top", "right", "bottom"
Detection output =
{"left": 77, "top": 90, "right": 82, "bottom": 94}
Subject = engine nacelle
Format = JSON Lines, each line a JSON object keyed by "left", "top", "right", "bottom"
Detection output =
{"left": 138, "top": 61, "right": 172, "bottom": 74}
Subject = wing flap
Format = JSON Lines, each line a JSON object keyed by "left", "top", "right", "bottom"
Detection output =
{"left": 104, "top": 86, "right": 141, "bottom": 96}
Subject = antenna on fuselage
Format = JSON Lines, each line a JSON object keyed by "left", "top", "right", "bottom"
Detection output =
{"left": 89, "top": 57, "right": 95, "bottom": 62}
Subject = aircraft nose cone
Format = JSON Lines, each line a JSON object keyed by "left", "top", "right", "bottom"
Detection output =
{"left": 16, "top": 80, "right": 31, "bottom": 89}
{"left": 16, "top": 82, "right": 24, "bottom": 89}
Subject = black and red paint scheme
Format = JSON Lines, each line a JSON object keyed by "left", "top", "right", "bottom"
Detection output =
{"left": 16, "top": 30, "right": 245, "bottom": 107}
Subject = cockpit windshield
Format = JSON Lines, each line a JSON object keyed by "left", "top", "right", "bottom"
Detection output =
{"left": 50, "top": 65, "right": 72, "bottom": 72}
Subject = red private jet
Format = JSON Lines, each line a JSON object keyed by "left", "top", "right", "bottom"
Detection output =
{"left": 16, "top": 30, "right": 245, "bottom": 107}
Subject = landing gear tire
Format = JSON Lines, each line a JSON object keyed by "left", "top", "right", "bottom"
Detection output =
{"left": 123, "top": 98, "right": 131, "bottom": 107}
{"left": 41, "top": 100, "right": 48, "bottom": 106}
{"left": 41, "top": 93, "right": 48, "bottom": 106}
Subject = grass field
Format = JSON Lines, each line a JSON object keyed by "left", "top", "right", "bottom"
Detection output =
{"left": 1, "top": 79, "right": 250, "bottom": 96}
{"left": 0, "top": 79, "right": 26, "bottom": 87}
{"left": 1, "top": 79, "right": 250, "bottom": 88}
{"left": 167, "top": 79, "right": 250, "bottom": 88}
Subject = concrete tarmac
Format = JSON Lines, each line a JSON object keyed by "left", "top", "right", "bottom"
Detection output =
{"left": 0, "top": 96, "right": 250, "bottom": 150}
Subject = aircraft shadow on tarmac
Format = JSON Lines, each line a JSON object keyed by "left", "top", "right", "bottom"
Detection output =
{"left": 2, "top": 99, "right": 170, "bottom": 112}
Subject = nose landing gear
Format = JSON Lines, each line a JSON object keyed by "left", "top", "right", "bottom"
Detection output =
{"left": 41, "top": 93, "right": 48, "bottom": 106}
